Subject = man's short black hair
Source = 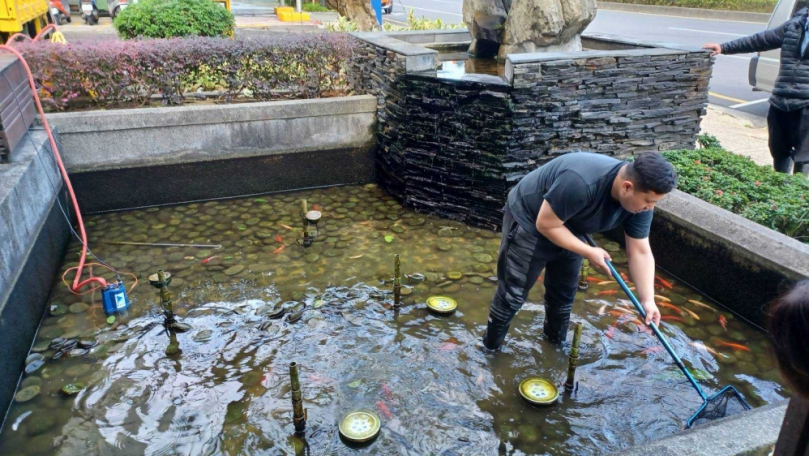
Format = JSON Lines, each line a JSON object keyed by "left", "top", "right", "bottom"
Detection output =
{"left": 626, "top": 152, "right": 677, "bottom": 194}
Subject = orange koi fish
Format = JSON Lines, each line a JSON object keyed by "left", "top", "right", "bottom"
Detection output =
{"left": 642, "top": 346, "right": 663, "bottom": 355}
{"left": 688, "top": 299, "right": 716, "bottom": 312}
{"left": 313, "top": 204, "right": 322, "bottom": 211}
{"left": 597, "top": 290, "right": 618, "bottom": 296}
{"left": 715, "top": 340, "right": 749, "bottom": 352}
{"left": 682, "top": 308, "right": 700, "bottom": 320}
{"left": 611, "top": 307, "right": 635, "bottom": 315}
{"left": 661, "top": 315, "right": 685, "bottom": 323}
{"left": 658, "top": 302, "right": 683, "bottom": 315}
{"left": 598, "top": 281, "right": 616, "bottom": 286}
{"left": 279, "top": 224, "right": 294, "bottom": 230}
{"left": 608, "top": 309, "right": 627, "bottom": 317}
{"left": 381, "top": 383, "right": 393, "bottom": 400}
{"left": 587, "top": 276, "right": 603, "bottom": 283}
{"left": 655, "top": 276, "right": 674, "bottom": 290}
{"left": 376, "top": 401, "right": 393, "bottom": 419}
{"left": 654, "top": 294, "right": 671, "bottom": 303}
{"left": 201, "top": 255, "right": 217, "bottom": 264}
{"left": 275, "top": 235, "right": 283, "bottom": 243}
{"left": 719, "top": 315, "right": 727, "bottom": 331}
{"left": 605, "top": 317, "right": 625, "bottom": 339}
{"left": 273, "top": 244, "right": 286, "bottom": 254}
{"left": 620, "top": 272, "right": 629, "bottom": 282}
{"left": 691, "top": 341, "right": 728, "bottom": 358}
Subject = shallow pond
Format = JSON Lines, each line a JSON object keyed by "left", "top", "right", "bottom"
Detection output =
{"left": 0, "top": 184, "right": 788, "bottom": 455}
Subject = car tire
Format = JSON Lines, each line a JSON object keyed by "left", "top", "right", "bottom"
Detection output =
{"left": 112, "top": 6, "right": 120, "bottom": 19}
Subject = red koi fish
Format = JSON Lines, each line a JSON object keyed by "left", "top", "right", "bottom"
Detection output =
{"left": 661, "top": 315, "right": 685, "bottom": 323}
{"left": 376, "top": 401, "right": 393, "bottom": 419}
{"left": 276, "top": 235, "right": 283, "bottom": 243}
{"left": 605, "top": 317, "right": 624, "bottom": 339}
{"left": 313, "top": 204, "right": 322, "bottom": 211}
{"left": 597, "top": 290, "right": 618, "bottom": 296}
{"left": 620, "top": 272, "right": 629, "bottom": 282}
{"left": 381, "top": 383, "right": 393, "bottom": 400}
{"left": 642, "top": 346, "right": 663, "bottom": 355}
{"left": 655, "top": 276, "right": 674, "bottom": 290}
{"left": 439, "top": 342, "right": 456, "bottom": 352}
{"left": 261, "top": 370, "right": 273, "bottom": 388}
{"left": 715, "top": 340, "right": 749, "bottom": 352}
{"left": 201, "top": 255, "right": 217, "bottom": 264}
{"left": 273, "top": 244, "right": 286, "bottom": 254}
{"left": 586, "top": 276, "right": 602, "bottom": 283}
{"left": 719, "top": 315, "right": 727, "bottom": 331}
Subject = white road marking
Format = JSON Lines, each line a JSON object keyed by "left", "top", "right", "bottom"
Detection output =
{"left": 669, "top": 27, "right": 746, "bottom": 37}
{"left": 395, "top": 3, "right": 462, "bottom": 16}
{"left": 730, "top": 98, "right": 769, "bottom": 108}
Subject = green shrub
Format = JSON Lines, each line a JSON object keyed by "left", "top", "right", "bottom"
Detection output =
{"left": 302, "top": 2, "right": 331, "bottom": 12}
{"left": 663, "top": 148, "right": 809, "bottom": 244}
{"left": 607, "top": 0, "right": 777, "bottom": 13}
{"left": 114, "top": 0, "right": 235, "bottom": 40}
{"left": 326, "top": 8, "right": 465, "bottom": 32}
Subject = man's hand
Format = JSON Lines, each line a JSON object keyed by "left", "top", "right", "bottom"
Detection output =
{"left": 703, "top": 43, "right": 722, "bottom": 56}
{"left": 585, "top": 246, "right": 612, "bottom": 275}
{"left": 642, "top": 300, "right": 661, "bottom": 326}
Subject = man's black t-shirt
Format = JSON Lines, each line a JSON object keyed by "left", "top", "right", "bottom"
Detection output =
{"left": 506, "top": 152, "right": 653, "bottom": 239}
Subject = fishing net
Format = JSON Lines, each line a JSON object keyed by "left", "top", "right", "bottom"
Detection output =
{"left": 687, "top": 386, "right": 751, "bottom": 428}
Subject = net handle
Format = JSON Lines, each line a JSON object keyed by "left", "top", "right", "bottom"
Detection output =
{"left": 584, "top": 234, "right": 707, "bottom": 401}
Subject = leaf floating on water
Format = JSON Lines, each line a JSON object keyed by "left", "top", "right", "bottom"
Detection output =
{"left": 348, "top": 379, "right": 363, "bottom": 389}
{"left": 238, "top": 225, "right": 247, "bottom": 231}
{"left": 314, "top": 300, "right": 325, "bottom": 309}
{"left": 254, "top": 198, "right": 266, "bottom": 203}
{"left": 107, "top": 316, "right": 116, "bottom": 325}
{"left": 384, "top": 235, "right": 394, "bottom": 243}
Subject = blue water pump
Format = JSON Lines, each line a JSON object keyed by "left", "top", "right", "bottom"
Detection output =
{"left": 101, "top": 280, "right": 130, "bottom": 315}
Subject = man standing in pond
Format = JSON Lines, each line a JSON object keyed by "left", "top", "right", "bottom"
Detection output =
{"left": 482, "top": 152, "right": 676, "bottom": 350}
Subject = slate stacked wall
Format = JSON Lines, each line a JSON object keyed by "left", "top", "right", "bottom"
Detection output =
{"left": 351, "top": 34, "right": 713, "bottom": 229}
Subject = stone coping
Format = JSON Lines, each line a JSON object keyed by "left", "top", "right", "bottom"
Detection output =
{"left": 656, "top": 190, "right": 809, "bottom": 281}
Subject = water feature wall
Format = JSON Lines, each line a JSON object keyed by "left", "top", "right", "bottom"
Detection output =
{"left": 350, "top": 31, "right": 713, "bottom": 229}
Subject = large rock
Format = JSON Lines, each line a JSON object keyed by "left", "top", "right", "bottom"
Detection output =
{"left": 464, "top": 0, "right": 596, "bottom": 58}
{"left": 326, "top": 0, "right": 378, "bottom": 30}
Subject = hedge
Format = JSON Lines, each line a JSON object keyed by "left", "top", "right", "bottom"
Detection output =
{"left": 17, "top": 35, "right": 356, "bottom": 111}
{"left": 114, "top": 0, "right": 235, "bottom": 39}
{"left": 606, "top": 0, "right": 777, "bottom": 13}
{"left": 663, "top": 148, "right": 808, "bottom": 244}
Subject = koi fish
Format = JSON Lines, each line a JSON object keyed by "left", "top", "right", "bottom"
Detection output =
{"left": 307, "top": 373, "right": 333, "bottom": 384}
{"left": 261, "top": 370, "right": 274, "bottom": 388}
{"left": 611, "top": 307, "right": 635, "bottom": 315}
{"left": 715, "top": 340, "right": 749, "bottom": 352}
{"left": 273, "top": 244, "right": 286, "bottom": 254}
{"left": 654, "top": 294, "right": 671, "bottom": 302}
{"left": 201, "top": 255, "right": 217, "bottom": 264}
{"left": 597, "top": 290, "right": 618, "bottom": 296}
{"left": 439, "top": 342, "right": 456, "bottom": 352}
{"left": 587, "top": 276, "right": 602, "bottom": 283}
{"left": 598, "top": 304, "right": 607, "bottom": 315}
{"left": 276, "top": 235, "right": 283, "bottom": 243}
{"left": 184, "top": 256, "right": 196, "bottom": 260}
{"left": 682, "top": 308, "right": 700, "bottom": 320}
{"left": 691, "top": 341, "right": 728, "bottom": 358}
{"left": 661, "top": 315, "right": 685, "bottom": 323}
{"left": 349, "top": 254, "right": 364, "bottom": 259}
{"left": 598, "top": 281, "right": 616, "bottom": 286}
{"left": 279, "top": 224, "right": 294, "bottom": 230}
{"left": 642, "top": 346, "right": 663, "bottom": 355}
{"left": 655, "top": 276, "right": 674, "bottom": 289}
{"left": 608, "top": 309, "right": 627, "bottom": 317}
{"left": 376, "top": 401, "right": 393, "bottom": 419}
{"left": 313, "top": 204, "right": 322, "bottom": 211}
{"left": 688, "top": 299, "right": 716, "bottom": 312}
{"left": 381, "top": 382, "right": 393, "bottom": 400}
{"left": 605, "top": 318, "right": 623, "bottom": 339}
{"left": 476, "top": 372, "right": 485, "bottom": 385}
{"left": 719, "top": 315, "right": 727, "bottom": 331}
{"left": 658, "top": 302, "right": 683, "bottom": 315}
{"left": 620, "top": 272, "right": 629, "bottom": 282}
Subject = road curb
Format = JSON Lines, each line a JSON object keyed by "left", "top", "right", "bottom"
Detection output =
{"left": 599, "top": 2, "right": 770, "bottom": 23}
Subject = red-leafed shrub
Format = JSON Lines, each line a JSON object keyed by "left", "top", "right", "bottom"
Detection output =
{"left": 16, "top": 34, "right": 356, "bottom": 111}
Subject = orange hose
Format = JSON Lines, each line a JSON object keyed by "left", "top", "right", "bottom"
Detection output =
{"left": 0, "top": 43, "right": 107, "bottom": 292}
{"left": 62, "top": 263, "right": 139, "bottom": 296}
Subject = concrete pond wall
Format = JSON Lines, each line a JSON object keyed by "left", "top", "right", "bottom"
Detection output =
{"left": 0, "top": 33, "right": 806, "bottom": 454}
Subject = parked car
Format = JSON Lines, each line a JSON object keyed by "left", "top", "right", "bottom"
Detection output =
{"left": 109, "top": 0, "right": 136, "bottom": 19}
{"left": 749, "top": 0, "right": 809, "bottom": 92}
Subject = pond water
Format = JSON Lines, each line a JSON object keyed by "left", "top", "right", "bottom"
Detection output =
{"left": 0, "top": 184, "right": 788, "bottom": 455}
{"left": 437, "top": 54, "right": 505, "bottom": 79}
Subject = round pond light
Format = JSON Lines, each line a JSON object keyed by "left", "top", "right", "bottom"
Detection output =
{"left": 426, "top": 296, "right": 457, "bottom": 314}
{"left": 518, "top": 377, "right": 559, "bottom": 406}
{"left": 339, "top": 410, "right": 381, "bottom": 443}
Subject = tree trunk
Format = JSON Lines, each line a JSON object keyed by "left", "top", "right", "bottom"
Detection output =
{"left": 326, "top": 0, "right": 378, "bottom": 30}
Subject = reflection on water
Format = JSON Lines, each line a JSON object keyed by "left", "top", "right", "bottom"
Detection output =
{"left": 438, "top": 57, "right": 505, "bottom": 78}
{"left": 0, "top": 184, "right": 788, "bottom": 455}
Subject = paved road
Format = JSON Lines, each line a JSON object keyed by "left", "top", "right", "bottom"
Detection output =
{"left": 384, "top": 1, "right": 774, "bottom": 119}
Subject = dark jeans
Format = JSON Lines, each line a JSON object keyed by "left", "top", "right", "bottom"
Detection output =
{"left": 482, "top": 208, "right": 582, "bottom": 350}
{"left": 768, "top": 105, "right": 809, "bottom": 175}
